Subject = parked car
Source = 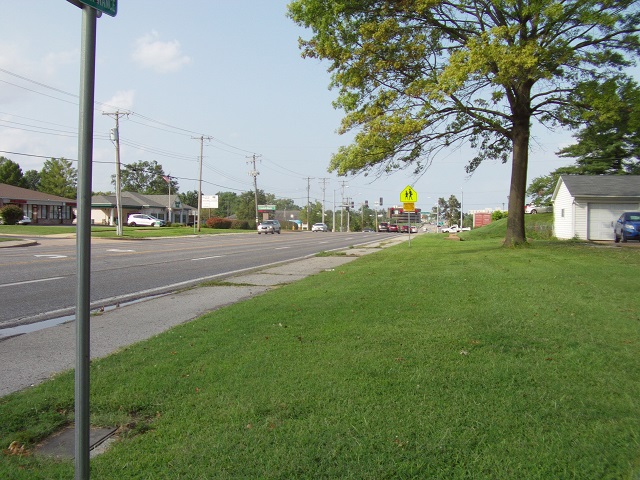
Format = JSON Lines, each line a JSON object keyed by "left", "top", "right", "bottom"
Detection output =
{"left": 410, "top": 225, "right": 418, "bottom": 233}
{"left": 525, "top": 204, "right": 552, "bottom": 214}
{"left": 257, "top": 219, "right": 281, "bottom": 234}
{"left": 127, "top": 213, "right": 166, "bottom": 227}
{"left": 442, "top": 224, "right": 471, "bottom": 233}
{"left": 311, "top": 223, "right": 328, "bottom": 232}
{"left": 378, "top": 222, "right": 389, "bottom": 232}
{"left": 400, "top": 225, "right": 409, "bottom": 233}
{"left": 614, "top": 211, "right": 640, "bottom": 243}
{"left": 388, "top": 224, "right": 399, "bottom": 233}
{"left": 16, "top": 216, "right": 32, "bottom": 225}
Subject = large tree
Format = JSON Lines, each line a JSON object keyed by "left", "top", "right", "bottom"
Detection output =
{"left": 0, "top": 157, "right": 25, "bottom": 187}
{"left": 179, "top": 190, "right": 200, "bottom": 208}
{"left": 116, "top": 160, "right": 177, "bottom": 195}
{"left": 289, "top": 0, "right": 640, "bottom": 245}
{"left": 38, "top": 158, "right": 77, "bottom": 199}
{"left": 528, "top": 77, "right": 640, "bottom": 203}
{"left": 235, "top": 189, "right": 268, "bottom": 223}
{"left": 22, "top": 169, "right": 41, "bottom": 191}
{"left": 557, "top": 77, "right": 640, "bottom": 175}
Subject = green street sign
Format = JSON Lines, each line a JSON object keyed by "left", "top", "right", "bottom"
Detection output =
{"left": 72, "top": 0, "right": 117, "bottom": 17}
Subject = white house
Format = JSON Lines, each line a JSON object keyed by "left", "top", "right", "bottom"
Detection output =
{"left": 552, "top": 175, "right": 640, "bottom": 240}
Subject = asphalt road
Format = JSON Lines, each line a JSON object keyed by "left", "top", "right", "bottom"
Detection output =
{"left": 0, "top": 231, "right": 390, "bottom": 328}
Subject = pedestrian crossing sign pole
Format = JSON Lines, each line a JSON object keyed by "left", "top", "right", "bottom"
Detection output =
{"left": 399, "top": 186, "right": 418, "bottom": 247}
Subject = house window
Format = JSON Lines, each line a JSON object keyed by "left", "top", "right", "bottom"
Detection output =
{"left": 561, "top": 208, "right": 565, "bottom": 218}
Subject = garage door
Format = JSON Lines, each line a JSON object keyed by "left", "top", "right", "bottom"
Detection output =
{"left": 588, "top": 203, "right": 638, "bottom": 240}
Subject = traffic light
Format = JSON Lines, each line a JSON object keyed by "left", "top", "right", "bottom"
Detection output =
{"left": 364, "top": 200, "right": 368, "bottom": 207}
{"left": 351, "top": 201, "right": 354, "bottom": 208}
{"left": 379, "top": 197, "right": 383, "bottom": 206}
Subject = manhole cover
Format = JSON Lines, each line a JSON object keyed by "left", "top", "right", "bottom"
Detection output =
{"left": 35, "top": 425, "right": 117, "bottom": 459}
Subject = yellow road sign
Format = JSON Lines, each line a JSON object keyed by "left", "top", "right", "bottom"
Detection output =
{"left": 403, "top": 202, "right": 415, "bottom": 212}
{"left": 400, "top": 185, "right": 417, "bottom": 203}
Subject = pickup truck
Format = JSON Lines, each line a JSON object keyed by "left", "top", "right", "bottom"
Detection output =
{"left": 525, "top": 204, "right": 552, "bottom": 214}
{"left": 441, "top": 224, "right": 471, "bottom": 233}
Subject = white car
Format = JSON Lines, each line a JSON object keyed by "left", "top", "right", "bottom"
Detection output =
{"left": 311, "top": 223, "right": 328, "bottom": 232}
{"left": 127, "top": 214, "right": 166, "bottom": 227}
{"left": 17, "top": 216, "right": 32, "bottom": 225}
{"left": 525, "top": 204, "right": 552, "bottom": 214}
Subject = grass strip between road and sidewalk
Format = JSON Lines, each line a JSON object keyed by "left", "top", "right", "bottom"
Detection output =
{"left": 0, "top": 225, "right": 250, "bottom": 238}
{"left": 1, "top": 220, "right": 639, "bottom": 478}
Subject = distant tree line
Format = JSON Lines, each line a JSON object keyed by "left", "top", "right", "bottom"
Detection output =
{"left": 0, "top": 156, "right": 77, "bottom": 199}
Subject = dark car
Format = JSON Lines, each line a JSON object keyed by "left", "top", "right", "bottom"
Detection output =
{"left": 388, "top": 224, "right": 399, "bottom": 233}
{"left": 400, "top": 225, "right": 409, "bottom": 233}
{"left": 614, "top": 211, "right": 640, "bottom": 242}
{"left": 378, "top": 222, "right": 389, "bottom": 232}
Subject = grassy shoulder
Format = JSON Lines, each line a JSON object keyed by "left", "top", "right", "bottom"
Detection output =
{"left": 1, "top": 222, "right": 638, "bottom": 478}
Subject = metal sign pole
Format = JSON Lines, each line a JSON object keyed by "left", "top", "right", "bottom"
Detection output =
{"left": 75, "top": 5, "right": 97, "bottom": 478}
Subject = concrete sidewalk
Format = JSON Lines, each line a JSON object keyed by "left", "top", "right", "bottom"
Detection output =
{"left": 0, "top": 235, "right": 410, "bottom": 397}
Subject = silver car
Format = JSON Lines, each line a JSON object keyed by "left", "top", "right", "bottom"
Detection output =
{"left": 257, "top": 219, "right": 281, "bottom": 234}
{"left": 311, "top": 223, "right": 328, "bottom": 232}
{"left": 127, "top": 214, "right": 166, "bottom": 227}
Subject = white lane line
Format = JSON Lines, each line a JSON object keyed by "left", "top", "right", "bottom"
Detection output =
{"left": 192, "top": 255, "right": 223, "bottom": 261}
{"left": 106, "top": 249, "right": 136, "bottom": 253}
{"left": 34, "top": 254, "right": 67, "bottom": 259}
{"left": 275, "top": 247, "right": 290, "bottom": 250}
{"left": 0, "top": 277, "right": 65, "bottom": 288}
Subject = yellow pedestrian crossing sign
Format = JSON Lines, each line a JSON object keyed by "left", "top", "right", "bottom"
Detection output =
{"left": 400, "top": 185, "right": 417, "bottom": 203}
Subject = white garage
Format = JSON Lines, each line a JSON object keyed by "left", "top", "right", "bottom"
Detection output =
{"left": 552, "top": 175, "right": 640, "bottom": 241}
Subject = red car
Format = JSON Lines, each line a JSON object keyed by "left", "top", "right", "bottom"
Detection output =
{"left": 388, "top": 224, "right": 399, "bottom": 232}
{"left": 400, "top": 225, "right": 409, "bottom": 233}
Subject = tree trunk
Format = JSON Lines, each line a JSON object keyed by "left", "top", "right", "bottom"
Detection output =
{"left": 504, "top": 110, "right": 530, "bottom": 246}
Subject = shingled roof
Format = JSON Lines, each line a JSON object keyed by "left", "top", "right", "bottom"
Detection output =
{"left": 0, "top": 183, "right": 76, "bottom": 203}
{"left": 559, "top": 175, "right": 640, "bottom": 198}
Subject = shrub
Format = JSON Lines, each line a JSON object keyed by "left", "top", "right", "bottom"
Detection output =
{"left": 0, "top": 204, "right": 25, "bottom": 225}
{"left": 230, "top": 220, "right": 251, "bottom": 230}
{"left": 205, "top": 217, "right": 232, "bottom": 229}
{"left": 492, "top": 210, "right": 508, "bottom": 221}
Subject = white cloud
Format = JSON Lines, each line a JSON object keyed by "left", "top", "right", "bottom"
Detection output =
{"left": 102, "top": 90, "right": 135, "bottom": 113}
{"left": 131, "top": 31, "right": 191, "bottom": 73}
{"left": 42, "top": 50, "right": 78, "bottom": 77}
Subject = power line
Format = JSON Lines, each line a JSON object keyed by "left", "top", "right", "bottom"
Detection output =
{"left": 0, "top": 67, "right": 261, "bottom": 157}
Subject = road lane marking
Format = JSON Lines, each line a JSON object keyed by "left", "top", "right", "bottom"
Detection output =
{"left": 106, "top": 249, "right": 136, "bottom": 253}
{"left": 0, "top": 276, "right": 65, "bottom": 288}
{"left": 274, "top": 247, "right": 290, "bottom": 250}
{"left": 191, "top": 255, "right": 223, "bottom": 261}
{"left": 34, "top": 254, "right": 67, "bottom": 259}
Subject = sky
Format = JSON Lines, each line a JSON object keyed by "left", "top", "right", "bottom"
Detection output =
{"left": 0, "top": 0, "right": 579, "bottom": 213}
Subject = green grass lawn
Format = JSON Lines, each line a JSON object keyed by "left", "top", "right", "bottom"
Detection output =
{"left": 1, "top": 218, "right": 638, "bottom": 478}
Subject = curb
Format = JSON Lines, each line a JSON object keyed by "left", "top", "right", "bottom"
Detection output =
{"left": 0, "top": 239, "right": 39, "bottom": 248}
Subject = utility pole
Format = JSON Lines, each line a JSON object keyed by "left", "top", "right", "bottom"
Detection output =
{"left": 318, "top": 177, "right": 329, "bottom": 224}
{"left": 340, "top": 180, "right": 348, "bottom": 232}
{"left": 103, "top": 110, "right": 128, "bottom": 236}
{"left": 247, "top": 154, "right": 261, "bottom": 225}
{"left": 305, "top": 176, "right": 314, "bottom": 229}
{"left": 192, "top": 136, "right": 212, "bottom": 232}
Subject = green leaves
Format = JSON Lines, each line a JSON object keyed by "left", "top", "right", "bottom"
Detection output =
{"left": 38, "top": 158, "right": 77, "bottom": 199}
